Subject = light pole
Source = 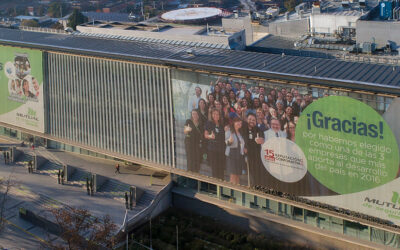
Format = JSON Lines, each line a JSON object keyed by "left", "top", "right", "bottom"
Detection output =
{"left": 149, "top": 216, "right": 152, "bottom": 249}
{"left": 176, "top": 225, "right": 178, "bottom": 250}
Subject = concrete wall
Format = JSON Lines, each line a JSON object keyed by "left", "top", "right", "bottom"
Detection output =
{"left": 12, "top": 147, "right": 23, "bottom": 163}
{"left": 310, "top": 14, "right": 359, "bottom": 34}
{"left": 34, "top": 154, "right": 48, "bottom": 170}
{"left": 19, "top": 207, "right": 61, "bottom": 236}
{"left": 267, "top": 19, "right": 309, "bottom": 38}
{"left": 252, "top": 24, "right": 269, "bottom": 44}
{"left": 94, "top": 174, "right": 108, "bottom": 192}
{"left": 134, "top": 186, "right": 144, "bottom": 205}
{"left": 356, "top": 20, "right": 400, "bottom": 49}
{"left": 222, "top": 16, "right": 254, "bottom": 45}
{"left": 172, "top": 190, "right": 380, "bottom": 250}
{"left": 1, "top": 148, "right": 14, "bottom": 163}
{"left": 65, "top": 165, "right": 77, "bottom": 181}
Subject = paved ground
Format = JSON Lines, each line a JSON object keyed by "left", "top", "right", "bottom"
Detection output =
{"left": 0, "top": 136, "right": 170, "bottom": 249}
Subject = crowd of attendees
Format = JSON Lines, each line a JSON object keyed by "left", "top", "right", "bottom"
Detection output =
{"left": 183, "top": 77, "right": 316, "bottom": 185}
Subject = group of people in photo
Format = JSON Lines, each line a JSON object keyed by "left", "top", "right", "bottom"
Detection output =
{"left": 183, "top": 77, "right": 316, "bottom": 186}
{"left": 7, "top": 54, "right": 39, "bottom": 101}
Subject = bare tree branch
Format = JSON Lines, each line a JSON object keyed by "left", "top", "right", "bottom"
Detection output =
{"left": 0, "top": 168, "right": 16, "bottom": 232}
{"left": 49, "top": 207, "right": 116, "bottom": 250}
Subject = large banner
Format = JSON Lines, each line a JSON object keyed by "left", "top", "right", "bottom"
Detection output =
{"left": 0, "top": 46, "right": 44, "bottom": 133}
{"left": 172, "top": 71, "right": 400, "bottom": 225}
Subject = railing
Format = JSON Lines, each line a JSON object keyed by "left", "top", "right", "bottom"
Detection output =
{"left": 19, "top": 26, "right": 67, "bottom": 34}
{"left": 125, "top": 181, "right": 173, "bottom": 231}
{"left": 113, "top": 181, "right": 173, "bottom": 249}
{"left": 335, "top": 53, "right": 400, "bottom": 66}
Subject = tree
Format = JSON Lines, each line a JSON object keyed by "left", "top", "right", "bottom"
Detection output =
{"left": 67, "top": 9, "right": 88, "bottom": 30}
{"left": 21, "top": 20, "right": 40, "bottom": 27}
{"left": 48, "top": 2, "right": 70, "bottom": 18}
{"left": 0, "top": 170, "right": 15, "bottom": 232}
{"left": 51, "top": 22, "right": 65, "bottom": 30}
{"left": 284, "top": 0, "right": 300, "bottom": 12}
{"left": 37, "top": 6, "right": 45, "bottom": 16}
{"left": 49, "top": 207, "right": 116, "bottom": 249}
{"left": 7, "top": 6, "right": 26, "bottom": 17}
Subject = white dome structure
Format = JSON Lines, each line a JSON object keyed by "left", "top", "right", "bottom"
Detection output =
{"left": 161, "top": 8, "right": 223, "bottom": 24}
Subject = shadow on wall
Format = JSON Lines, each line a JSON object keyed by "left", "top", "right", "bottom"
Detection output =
{"left": 172, "top": 192, "right": 366, "bottom": 250}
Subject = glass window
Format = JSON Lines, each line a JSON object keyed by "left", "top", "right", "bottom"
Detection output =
{"left": 278, "top": 203, "right": 291, "bottom": 218}
{"left": 220, "top": 187, "right": 232, "bottom": 201}
{"left": 317, "top": 213, "right": 330, "bottom": 230}
{"left": 176, "top": 176, "right": 187, "bottom": 187}
{"left": 384, "top": 231, "right": 400, "bottom": 248}
{"left": 371, "top": 228, "right": 385, "bottom": 245}
{"left": 267, "top": 200, "right": 279, "bottom": 214}
{"left": 291, "top": 206, "right": 303, "bottom": 222}
{"left": 186, "top": 178, "right": 198, "bottom": 190}
{"left": 176, "top": 176, "right": 198, "bottom": 190}
{"left": 64, "top": 144, "right": 73, "bottom": 152}
{"left": 330, "top": 216, "right": 344, "bottom": 234}
{"left": 304, "top": 210, "right": 318, "bottom": 227}
{"left": 232, "top": 189, "right": 243, "bottom": 206}
{"left": 73, "top": 146, "right": 80, "bottom": 154}
{"left": 371, "top": 228, "right": 400, "bottom": 247}
{"left": 256, "top": 196, "right": 267, "bottom": 211}
{"left": 344, "top": 221, "right": 369, "bottom": 241}
{"left": 200, "top": 182, "right": 217, "bottom": 197}
{"left": 244, "top": 193, "right": 256, "bottom": 208}
{"left": 377, "top": 96, "right": 385, "bottom": 112}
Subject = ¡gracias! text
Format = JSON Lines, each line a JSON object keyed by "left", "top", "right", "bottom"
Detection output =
{"left": 306, "top": 111, "right": 384, "bottom": 139}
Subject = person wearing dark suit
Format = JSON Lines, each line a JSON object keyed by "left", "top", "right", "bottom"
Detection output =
{"left": 184, "top": 110, "right": 204, "bottom": 173}
{"left": 241, "top": 113, "right": 265, "bottom": 187}
{"left": 204, "top": 108, "right": 226, "bottom": 180}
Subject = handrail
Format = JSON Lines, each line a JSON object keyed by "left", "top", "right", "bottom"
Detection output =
{"left": 122, "top": 181, "right": 173, "bottom": 233}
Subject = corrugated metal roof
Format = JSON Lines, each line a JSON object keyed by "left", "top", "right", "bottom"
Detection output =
{"left": 0, "top": 28, "right": 399, "bottom": 92}
{"left": 73, "top": 31, "right": 230, "bottom": 50}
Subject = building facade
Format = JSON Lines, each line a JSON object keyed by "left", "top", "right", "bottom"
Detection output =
{"left": 0, "top": 28, "right": 400, "bottom": 247}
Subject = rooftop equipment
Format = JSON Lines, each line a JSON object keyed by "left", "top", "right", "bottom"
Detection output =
{"left": 342, "top": 1, "right": 350, "bottom": 8}
{"left": 380, "top": 1, "right": 394, "bottom": 19}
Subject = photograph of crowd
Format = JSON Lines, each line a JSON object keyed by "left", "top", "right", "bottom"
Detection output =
{"left": 174, "top": 74, "right": 337, "bottom": 196}
{"left": 5, "top": 53, "right": 40, "bottom": 102}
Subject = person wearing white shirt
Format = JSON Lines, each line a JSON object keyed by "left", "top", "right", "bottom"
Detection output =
{"left": 187, "top": 86, "right": 202, "bottom": 114}
{"left": 251, "top": 86, "right": 260, "bottom": 99}
{"left": 264, "top": 118, "right": 287, "bottom": 142}
{"left": 237, "top": 83, "right": 247, "bottom": 99}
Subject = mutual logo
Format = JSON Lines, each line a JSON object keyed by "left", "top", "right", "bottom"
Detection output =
{"left": 16, "top": 108, "right": 39, "bottom": 122}
{"left": 363, "top": 192, "right": 400, "bottom": 210}
{"left": 392, "top": 191, "right": 400, "bottom": 205}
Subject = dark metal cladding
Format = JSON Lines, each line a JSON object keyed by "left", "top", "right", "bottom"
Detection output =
{"left": 0, "top": 28, "right": 399, "bottom": 94}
